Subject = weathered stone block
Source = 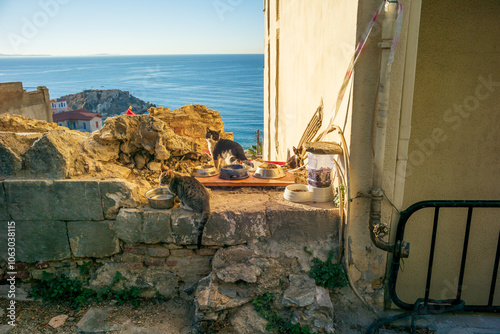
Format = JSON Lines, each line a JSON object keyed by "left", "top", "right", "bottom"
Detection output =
{"left": 68, "top": 221, "right": 120, "bottom": 258}
{"left": 0, "top": 220, "right": 70, "bottom": 263}
{"left": 99, "top": 179, "right": 141, "bottom": 219}
{"left": 266, "top": 200, "right": 339, "bottom": 244}
{"left": 171, "top": 208, "right": 199, "bottom": 245}
{"left": 0, "top": 183, "right": 9, "bottom": 220}
{"left": 167, "top": 255, "right": 212, "bottom": 286}
{"left": 116, "top": 208, "right": 173, "bottom": 244}
{"left": 89, "top": 263, "right": 179, "bottom": 299}
{"left": 282, "top": 274, "right": 317, "bottom": 307}
{"left": 143, "top": 210, "right": 173, "bottom": 243}
{"left": 0, "top": 132, "right": 41, "bottom": 177}
{"left": 52, "top": 180, "right": 103, "bottom": 221}
{"left": 116, "top": 209, "right": 143, "bottom": 243}
{"left": 203, "top": 194, "right": 271, "bottom": 246}
{"left": 23, "top": 129, "right": 89, "bottom": 178}
{"left": 4, "top": 180, "right": 54, "bottom": 220}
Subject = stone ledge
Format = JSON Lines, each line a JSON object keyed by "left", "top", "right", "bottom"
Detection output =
{"left": 1, "top": 179, "right": 140, "bottom": 222}
{"left": 116, "top": 191, "right": 339, "bottom": 248}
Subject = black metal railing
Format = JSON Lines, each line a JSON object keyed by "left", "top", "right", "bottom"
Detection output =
{"left": 369, "top": 200, "right": 500, "bottom": 333}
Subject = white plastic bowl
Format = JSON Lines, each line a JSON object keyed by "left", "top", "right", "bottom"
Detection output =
{"left": 284, "top": 184, "right": 312, "bottom": 203}
{"left": 310, "top": 184, "right": 334, "bottom": 202}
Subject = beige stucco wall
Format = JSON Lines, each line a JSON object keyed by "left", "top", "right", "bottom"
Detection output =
{"left": 0, "top": 82, "right": 53, "bottom": 122}
{"left": 263, "top": 0, "right": 358, "bottom": 161}
{"left": 397, "top": 0, "right": 500, "bottom": 307}
{"left": 264, "top": 0, "right": 415, "bottom": 307}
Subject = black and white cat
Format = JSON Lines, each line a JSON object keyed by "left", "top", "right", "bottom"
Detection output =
{"left": 159, "top": 166, "right": 210, "bottom": 249}
{"left": 205, "top": 128, "right": 253, "bottom": 170}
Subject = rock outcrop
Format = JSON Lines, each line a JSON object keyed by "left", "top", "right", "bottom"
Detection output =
{"left": 61, "top": 89, "right": 155, "bottom": 116}
{"left": 195, "top": 244, "right": 336, "bottom": 333}
{"left": 0, "top": 114, "right": 210, "bottom": 181}
{"left": 0, "top": 113, "right": 58, "bottom": 132}
{"left": 149, "top": 104, "right": 233, "bottom": 151}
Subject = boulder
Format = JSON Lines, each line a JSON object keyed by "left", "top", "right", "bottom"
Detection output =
{"left": 230, "top": 303, "right": 268, "bottom": 334}
{"left": 149, "top": 104, "right": 233, "bottom": 151}
{"left": 0, "top": 132, "right": 42, "bottom": 177}
{"left": 23, "top": 128, "right": 90, "bottom": 178}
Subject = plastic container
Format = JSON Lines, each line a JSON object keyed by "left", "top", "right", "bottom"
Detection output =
{"left": 309, "top": 184, "right": 334, "bottom": 202}
{"left": 283, "top": 184, "right": 312, "bottom": 202}
{"left": 307, "top": 153, "right": 335, "bottom": 188}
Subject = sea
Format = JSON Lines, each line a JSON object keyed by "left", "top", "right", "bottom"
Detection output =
{"left": 0, "top": 54, "right": 264, "bottom": 149}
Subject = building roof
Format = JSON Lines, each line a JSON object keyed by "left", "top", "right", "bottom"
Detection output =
{"left": 53, "top": 109, "right": 102, "bottom": 122}
{"left": 51, "top": 98, "right": 66, "bottom": 102}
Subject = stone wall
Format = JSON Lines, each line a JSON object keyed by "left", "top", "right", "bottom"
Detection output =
{"left": 0, "top": 82, "right": 53, "bottom": 123}
{"left": 0, "top": 179, "right": 341, "bottom": 331}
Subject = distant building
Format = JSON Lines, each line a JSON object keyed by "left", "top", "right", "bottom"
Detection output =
{"left": 0, "top": 82, "right": 53, "bottom": 122}
{"left": 53, "top": 109, "right": 103, "bottom": 132}
{"left": 51, "top": 98, "right": 68, "bottom": 114}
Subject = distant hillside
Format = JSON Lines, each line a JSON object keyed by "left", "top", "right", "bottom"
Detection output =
{"left": 60, "top": 89, "right": 156, "bottom": 117}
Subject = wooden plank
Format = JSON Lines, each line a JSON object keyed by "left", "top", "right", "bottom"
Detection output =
{"left": 197, "top": 171, "right": 295, "bottom": 187}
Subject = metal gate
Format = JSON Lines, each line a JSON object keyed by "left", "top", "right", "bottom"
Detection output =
{"left": 369, "top": 200, "right": 500, "bottom": 333}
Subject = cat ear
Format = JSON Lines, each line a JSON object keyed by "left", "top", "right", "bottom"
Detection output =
{"left": 161, "top": 165, "right": 167, "bottom": 172}
{"left": 206, "top": 127, "right": 210, "bottom": 132}
{"left": 217, "top": 130, "right": 221, "bottom": 134}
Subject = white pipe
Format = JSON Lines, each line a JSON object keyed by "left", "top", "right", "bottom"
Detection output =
{"left": 369, "top": 1, "right": 399, "bottom": 252}
{"left": 389, "top": 0, "right": 422, "bottom": 247}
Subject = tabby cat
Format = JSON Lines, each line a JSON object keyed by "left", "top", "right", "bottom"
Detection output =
{"left": 205, "top": 128, "right": 253, "bottom": 169}
{"left": 159, "top": 166, "right": 210, "bottom": 249}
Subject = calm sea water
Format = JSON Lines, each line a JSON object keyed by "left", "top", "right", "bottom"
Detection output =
{"left": 0, "top": 54, "right": 264, "bottom": 148}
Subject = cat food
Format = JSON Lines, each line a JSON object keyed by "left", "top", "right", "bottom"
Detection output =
{"left": 291, "top": 189, "right": 308, "bottom": 192}
{"left": 307, "top": 167, "right": 332, "bottom": 187}
{"left": 259, "top": 163, "right": 278, "bottom": 169}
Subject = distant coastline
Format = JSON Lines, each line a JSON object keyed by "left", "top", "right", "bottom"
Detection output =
{"left": 0, "top": 54, "right": 264, "bottom": 148}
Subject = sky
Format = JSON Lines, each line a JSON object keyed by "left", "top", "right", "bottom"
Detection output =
{"left": 0, "top": 0, "right": 264, "bottom": 56}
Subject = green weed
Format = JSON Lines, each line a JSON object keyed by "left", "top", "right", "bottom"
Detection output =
{"left": 309, "top": 250, "right": 348, "bottom": 290}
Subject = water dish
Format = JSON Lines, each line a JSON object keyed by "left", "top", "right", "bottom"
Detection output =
{"left": 219, "top": 164, "right": 249, "bottom": 180}
{"left": 145, "top": 187, "right": 176, "bottom": 209}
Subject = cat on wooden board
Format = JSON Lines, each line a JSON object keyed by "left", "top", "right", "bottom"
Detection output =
{"left": 159, "top": 166, "right": 210, "bottom": 249}
{"left": 205, "top": 128, "right": 254, "bottom": 170}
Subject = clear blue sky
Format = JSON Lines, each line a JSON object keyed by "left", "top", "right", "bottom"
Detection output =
{"left": 0, "top": 0, "right": 264, "bottom": 56}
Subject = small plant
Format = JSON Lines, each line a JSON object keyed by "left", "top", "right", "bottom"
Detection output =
{"left": 31, "top": 271, "right": 142, "bottom": 309}
{"left": 247, "top": 143, "right": 263, "bottom": 158}
{"left": 253, "top": 293, "right": 311, "bottom": 334}
{"left": 309, "top": 250, "right": 348, "bottom": 290}
{"left": 78, "top": 261, "right": 92, "bottom": 278}
{"left": 334, "top": 184, "right": 345, "bottom": 207}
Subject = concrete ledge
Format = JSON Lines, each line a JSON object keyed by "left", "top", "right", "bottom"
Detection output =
{"left": 116, "top": 192, "right": 339, "bottom": 248}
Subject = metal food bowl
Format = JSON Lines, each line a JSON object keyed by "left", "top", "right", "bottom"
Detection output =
{"left": 191, "top": 164, "right": 218, "bottom": 178}
{"left": 145, "top": 187, "right": 176, "bottom": 209}
{"left": 253, "top": 163, "right": 286, "bottom": 179}
{"left": 219, "top": 164, "right": 249, "bottom": 180}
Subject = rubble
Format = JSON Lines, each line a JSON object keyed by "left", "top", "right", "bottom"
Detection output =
{"left": 0, "top": 113, "right": 213, "bottom": 182}
{"left": 148, "top": 104, "right": 233, "bottom": 151}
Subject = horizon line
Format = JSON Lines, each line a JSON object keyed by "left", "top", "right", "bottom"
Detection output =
{"left": 0, "top": 52, "right": 265, "bottom": 58}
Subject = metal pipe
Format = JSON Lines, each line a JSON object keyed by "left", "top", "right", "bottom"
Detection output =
{"left": 369, "top": 1, "right": 398, "bottom": 253}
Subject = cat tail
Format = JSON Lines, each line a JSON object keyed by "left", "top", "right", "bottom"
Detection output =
{"left": 197, "top": 208, "right": 211, "bottom": 249}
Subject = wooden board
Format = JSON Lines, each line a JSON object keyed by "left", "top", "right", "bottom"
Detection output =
{"left": 197, "top": 171, "right": 295, "bottom": 187}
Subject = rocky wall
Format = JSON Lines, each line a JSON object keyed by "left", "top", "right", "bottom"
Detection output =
{"left": 0, "top": 180, "right": 341, "bottom": 332}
